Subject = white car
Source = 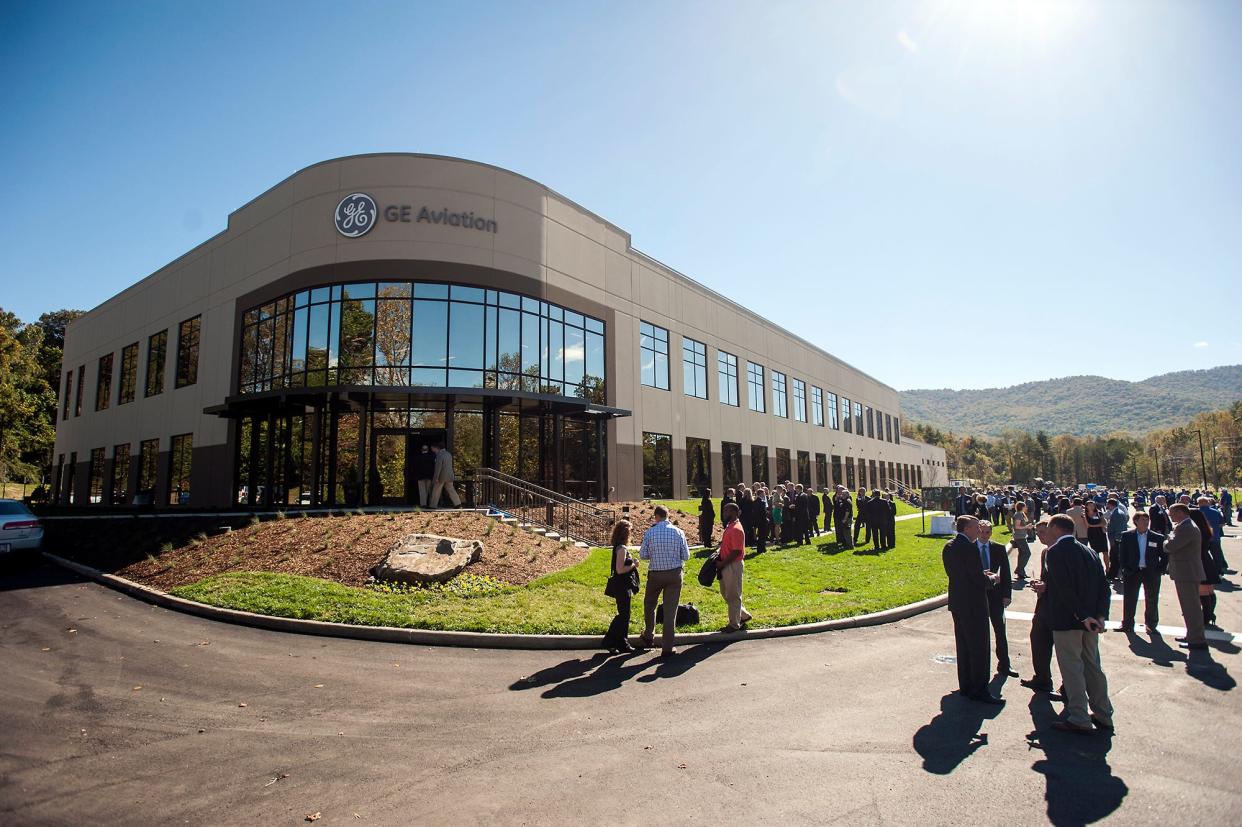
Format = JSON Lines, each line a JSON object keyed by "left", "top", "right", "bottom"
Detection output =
{"left": 0, "top": 499, "right": 44, "bottom": 556}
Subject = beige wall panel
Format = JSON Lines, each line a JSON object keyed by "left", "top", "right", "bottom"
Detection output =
{"left": 544, "top": 220, "right": 605, "bottom": 290}
{"left": 243, "top": 211, "right": 294, "bottom": 275}
{"left": 490, "top": 250, "right": 543, "bottom": 282}
{"left": 227, "top": 179, "right": 294, "bottom": 235}
{"left": 544, "top": 267, "right": 607, "bottom": 311}
{"left": 603, "top": 249, "right": 633, "bottom": 301}
{"left": 291, "top": 160, "right": 343, "bottom": 204}
{"left": 492, "top": 173, "right": 546, "bottom": 214}
{"left": 545, "top": 195, "right": 607, "bottom": 245}
{"left": 288, "top": 193, "right": 345, "bottom": 257}
{"left": 633, "top": 264, "right": 672, "bottom": 314}
{"left": 489, "top": 199, "right": 542, "bottom": 264}
{"left": 336, "top": 155, "right": 493, "bottom": 197}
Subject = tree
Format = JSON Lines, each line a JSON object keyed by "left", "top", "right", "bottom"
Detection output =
{"left": 0, "top": 309, "right": 57, "bottom": 487}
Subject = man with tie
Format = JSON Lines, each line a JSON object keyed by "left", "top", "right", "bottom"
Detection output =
{"left": 1116, "top": 511, "right": 1167, "bottom": 634}
{"left": 1165, "top": 503, "right": 1207, "bottom": 650}
{"left": 1148, "top": 495, "right": 1171, "bottom": 536}
{"left": 978, "top": 521, "right": 1017, "bottom": 677}
{"left": 953, "top": 488, "right": 972, "bottom": 518}
{"left": 1021, "top": 519, "right": 1057, "bottom": 693}
{"left": 942, "top": 515, "right": 1003, "bottom": 704}
{"left": 1039, "top": 515, "right": 1113, "bottom": 734}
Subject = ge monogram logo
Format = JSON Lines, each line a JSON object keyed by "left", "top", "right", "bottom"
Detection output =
{"left": 334, "top": 193, "right": 377, "bottom": 238}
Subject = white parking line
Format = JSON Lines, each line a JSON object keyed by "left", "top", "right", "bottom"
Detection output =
{"left": 1003, "top": 609, "right": 1235, "bottom": 643}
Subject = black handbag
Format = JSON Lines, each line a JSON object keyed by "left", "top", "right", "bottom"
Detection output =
{"left": 697, "top": 551, "right": 720, "bottom": 587}
{"left": 656, "top": 602, "right": 701, "bottom": 627}
{"left": 605, "top": 568, "right": 640, "bottom": 599}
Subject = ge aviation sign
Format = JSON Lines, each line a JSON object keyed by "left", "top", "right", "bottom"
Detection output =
{"left": 334, "top": 193, "right": 377, "bottom": 238}
{"left": 333, "top": 192, "right": 498, "bottom": 238}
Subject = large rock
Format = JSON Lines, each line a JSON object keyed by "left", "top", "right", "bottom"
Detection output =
{"left": 370, "top": 534, "right": 484, "bottom": 585}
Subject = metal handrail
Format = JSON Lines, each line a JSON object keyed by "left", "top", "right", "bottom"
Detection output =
{"left": 472, "top": 467, "right": 617, "bottom": 547}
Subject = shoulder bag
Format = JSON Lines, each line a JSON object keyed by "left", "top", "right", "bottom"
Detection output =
{"left": 697, "top": 550, "right": 721, "bottom": 587}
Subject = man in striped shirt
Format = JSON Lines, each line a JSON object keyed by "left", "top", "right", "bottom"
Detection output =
{"left": 639, "top": 505, "right": 691, "bottom": 657}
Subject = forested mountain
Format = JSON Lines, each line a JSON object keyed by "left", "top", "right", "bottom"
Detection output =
{"left": 900, "top": 365, "right": 1242, "bottom": 437}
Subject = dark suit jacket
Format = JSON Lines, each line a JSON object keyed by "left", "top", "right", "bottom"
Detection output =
{"left": 864, "top": 497, "right": 888, "bottom": 526}
{"left": 943, "top": 534, "right": 990, "bottom": 618}
{"left": 984, "top": 540, "right": 1012, "bottom": 610}
{"left": 953, "top": 493, "right": 971, "bottom": 515}
{"left": 833, "top": 496, "right": 853, "bottom": 523}
{"left": 1148, "top": 505, "right": 1171, "bottom": 535}
{"left": 857, "top": 495, "right": 872, "bottom": 524}
{"left": 1118, "top": 529, "right": 1167, "bottom": 574}
{"left": 822, "top": 493, "right": 834, "bottom": 529}
{"left": 1043, "top": 535, "right": 1111, "bottom": 631}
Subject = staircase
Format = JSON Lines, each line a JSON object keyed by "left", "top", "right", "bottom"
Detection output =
{"left": 889, "top": 478, "right": 922, "bottom": 506}
{"left": 472, "top": 468, "right": 617, "bottom": 548}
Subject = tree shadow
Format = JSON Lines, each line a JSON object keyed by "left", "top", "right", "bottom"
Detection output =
{"left": 912, "top": 692, "right": 1002, "bottom": 775}
{"left": 0, "top": 557, "right": 82, "bottom": 592}
{"left": 1026, "top": 694, "right": 1128, "bottom": 826}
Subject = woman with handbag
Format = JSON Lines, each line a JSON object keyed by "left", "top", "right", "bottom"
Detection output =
{"left": 602, "top": 519, "right": 639, "bottom": 653}
{"left": 1010, "top": 500, "right": 1033, "bottom": 580}
{"left": 717, "top": 502, "right": 752, "bottom": 632}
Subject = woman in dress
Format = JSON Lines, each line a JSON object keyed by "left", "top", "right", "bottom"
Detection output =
{"left": 1084, "top": 500, "right": 1110, "bottom": 571}
{"left": 1010, "top": 500, "right": 1033, "bottom": 580}
{"left": 602, "top": 519, "right": 636, "bottom": 654}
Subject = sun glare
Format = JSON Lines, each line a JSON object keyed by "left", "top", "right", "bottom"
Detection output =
{"left": 938, "top": 0, "right": 1088, "bottom": 45}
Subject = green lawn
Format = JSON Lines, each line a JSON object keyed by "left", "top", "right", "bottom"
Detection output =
{"left": 171, "top": 518, "right": 954, "bottom": 636}
{"left": 655, "top": 494, "right": 926, "bottom": 519}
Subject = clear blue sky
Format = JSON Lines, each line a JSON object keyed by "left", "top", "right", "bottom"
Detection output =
{"left": 2, "top": 0, "right": 1239, "bottom": 391}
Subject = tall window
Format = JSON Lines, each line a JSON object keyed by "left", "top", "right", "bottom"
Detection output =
{"left": 682, "top": 337, "right": 708, "bottom": 399}
{"left": 145, "top": 330, "right": 167, "bottom": 397}
{"left": 865, "top": 406, "right": 874, "bottom": 438}
{"left": 95, "top": 354, "right": 113, "bottom": 411}
{"left": 841, "top": 397, "right": 852, "bottom": 433}
{"left": 776, "top": 447, "right": 791, "bottom": 481}
{"left": 686, "top": 436, "right": 711, "bottom": 496}
{"left": 118, "top": 343, "right": 138, "bottom": 404}
{"left": 75, "top": 365, "right": 84, "bottom": 416}
{"left": 750, "top": 445, "right": 768, "bottom": 485}
{"left": 138, "top": 438, "right": 159, "bottom": 496}
{"left": 88, "top": 448, "right": 106, "bottom": 504}
{"left": 815, "top": 453, "right": 828, "bottom": 488}
{"left": 792, "top": 379, "right": 807, "bottom": 423}
{"left": 853, "top": 402, "right": 863, "bottom": 435}
{"left": 811, "top": 386, "right": 824, "bottom": 427}
{"left": 894, "top": 417, "right": 901, "bottom": 444}
{"left": 169, "top": 433, "right": 193, "bottom": 505}
{"left": 771, "top": 371, "right": 788, "bottom": 418}
{"left": 827, "top": 391, "right": 839, "bottom": 429}
{"left": 642, "top": 432, "right": 673, "bottom": 497}
{"left": 746, "top": 362, "right": 765, "bottom": 412}
{"left": 112, "top": 443, "right": 131, "bottom": 505}
{"left": 639, "top": 321, "right": 669, "bottom": 390}
{"left": 63, "top": 370, "right": 72, "bottom": 420}
{"left": 797, "top": 451, "right": 811, "bottom": 487}
{"left": 717, "top": 350, "right": 739, "bottom": 406}
{"left": 885, "top": 413, "right": 893, "bottom": 443}
{"left": 66, "top": 451, "right": 77, "bottom": 504}
{"left": 831, "top": 455, "right": 842, "bottom": 488}
{"left": 722, "top": 441, "right": 743, "bottom": 489}
{"left": 176, "top": 315, "right": 201, "bottom": 388}
{"left": 869, "top": 460, "right": 879, "bottom": 488}
{"left": 845, "top": 456, "right": 855, "bottom": 489}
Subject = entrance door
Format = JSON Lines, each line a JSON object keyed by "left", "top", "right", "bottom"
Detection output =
{"left": 407, "top": 428, "right": 445, "bottom": 507}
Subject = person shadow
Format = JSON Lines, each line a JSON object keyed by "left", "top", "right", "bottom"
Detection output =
{"left": 912, "top": 692, "right": 1003, "bottom": 775}
{"left": 817, "top": 541, "right": 849, "bottom": 556}
{"left": 541, "top": 651, "right": 655, "bottom": 698}
{"left": 635, "top": 642, "right": 726, "bottom": 683}
{"left": 1185, "top": 646, "right": 1238, "bottom": 692}
{"left": 1026, "top": 694, "right": 1127, "bottom": 825}
{"left": 508, "top": 653, "right": 611, "bottom": 691}
{"left": 1125, "top": 630, "right": 1182, "bottom": 668}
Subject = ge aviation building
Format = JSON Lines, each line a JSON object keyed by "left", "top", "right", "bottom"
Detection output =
{"left": 52, "top": 154, "right": 947, "bottom": 509}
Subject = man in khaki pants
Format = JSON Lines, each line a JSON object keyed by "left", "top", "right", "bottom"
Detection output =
{"left": 716, "top": 503, "right": 752, "bottom": 632}
{"left": 1165, "top": 504, "right": 1207, "bottom": 650}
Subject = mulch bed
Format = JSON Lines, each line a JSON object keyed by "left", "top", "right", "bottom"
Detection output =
{"left": 47, "top": 511, "right": 588, "bottom": 589}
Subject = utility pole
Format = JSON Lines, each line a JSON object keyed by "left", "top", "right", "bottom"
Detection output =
{"left": 1153, "top": 447, "right": 1160, "bottom": 487}
{"left": 1191, "top": 429, "right": 1208, "bottom": 490}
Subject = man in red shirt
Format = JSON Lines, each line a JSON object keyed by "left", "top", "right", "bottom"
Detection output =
{"left": 717, "top": 503, "right": 752, "bottom": 631}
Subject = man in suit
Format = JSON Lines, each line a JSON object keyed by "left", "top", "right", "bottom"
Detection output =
{"left": 1148, "top": 495, "right": 1171, "bottom": 536}
{"left": 882, "top": 492, "right": 897, "bottom": 550}
{"left": 1165, "top": 503, "right": 1207, "bottom": 649}
{"left": 429, "top": 442, "right": 462, "bottom": 508}
{"left": 833, "top": 487, "right": 853, "bottom": 549}
{"left": 1116, "top": 511, "right": 1167, "bottom": 634}
{"left": 854, "top": 488, "right": 871, "bottom": 547}
{"left": 1039, "top": 515, "right": 1113, "bottom": 734}
{"left": 953, "top": 489, "right": 973, "bottom": 518}
{"left": 820, "top": 488, "right": 834, "bottom": 536}
{"left": 977, "top": 521, "right": 1017, "bottom": 677}
{"left": 795, "top": 486, "right": 813, "bottom": 545}
{"left": 866, "top": 490, "right": 888, "bottom": 551}
{"left": 1021, "top": 519, "right": 1057, "bottom": 693}
{"left": 942, "top": 515, "right": 1003, "bottom": 704}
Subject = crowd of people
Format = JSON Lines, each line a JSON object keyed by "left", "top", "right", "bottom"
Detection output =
{"left": 710, "top": 482, "right": 899, "bottom": 553}
{"left": 944, "top": 483, "right": 1234, "bottom": 735}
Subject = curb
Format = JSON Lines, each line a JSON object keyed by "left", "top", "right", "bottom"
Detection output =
{"left": 42, "top": 552, "right": 948, "bottom": 651}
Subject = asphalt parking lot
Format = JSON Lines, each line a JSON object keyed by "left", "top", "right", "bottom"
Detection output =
{"left": 1, "top": 529, "right": 1238, "bottom": 826}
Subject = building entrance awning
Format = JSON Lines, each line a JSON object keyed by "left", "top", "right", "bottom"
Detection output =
{"left": 204, "top": 385, "right": 631, "bottom": 420}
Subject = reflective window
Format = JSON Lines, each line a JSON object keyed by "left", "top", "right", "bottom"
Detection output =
{"left": 722, "top": 441, "right": 743, "bottom": 489}
{"left": 841, "top": 396, "right": 852, "bottom": 434}
{"left": 169, "top": 433, "right": 193, "bottom": 505}
{"left": 89, "top": 448, "right": 105, "bottom": 503}
{"left": 119, "top": 343, "right": 138, "bottom": 404}
{"left": 827, "top": 391, "right": 839, "bottom": 429}
{"left": 772, "top": 371, "right": 788, "bottom": 418}
{"left": 237, "top": 281, "right": 604, "bottom": 403}
{"left": 747, "top": 362, "right": 765, "bottom": 413}
{"left": 686, "top": 436, "right": 711, "bottom": 496}
{"left": 95, "top": 353, "right": 113, "bottom": 411}
{"left": 811, "top": 386, "right": 824, "bottom": 427}
{"left": 642, "top": 432, "right": 673, "bottom": 498}
{"left": 175, "top": 316, "right": 200, "bottom": 388}
{"left": 751, "top": 444, "right": 768, "bottom": 484}
{"left": 865, "top": 406, "right": 874, "bottom": 438}
{"left": 145, "top": 331, "right": 166, "bottom": 397}
{"left": 639, "top": 321, "right": 669, "bottom": 390}
{"left": 793, "top": 379, "right": 807, "bottom": 423}
{"left": 75, "top": 364, "right": 84, "bottom": 415}
{"left": 112, "top": 443, "right": 131, "bottom": 505}
{"left": 853, "top": 402, "right": 863, "bottom": 435}
{"left": 682, "top": 337, "right": 708, "bottom": 399}
{"left": 63, "top": 370, "right": 72, "bottom": 420}
{"left": 717, "top": 350, "right": 739, "bottom": 406}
